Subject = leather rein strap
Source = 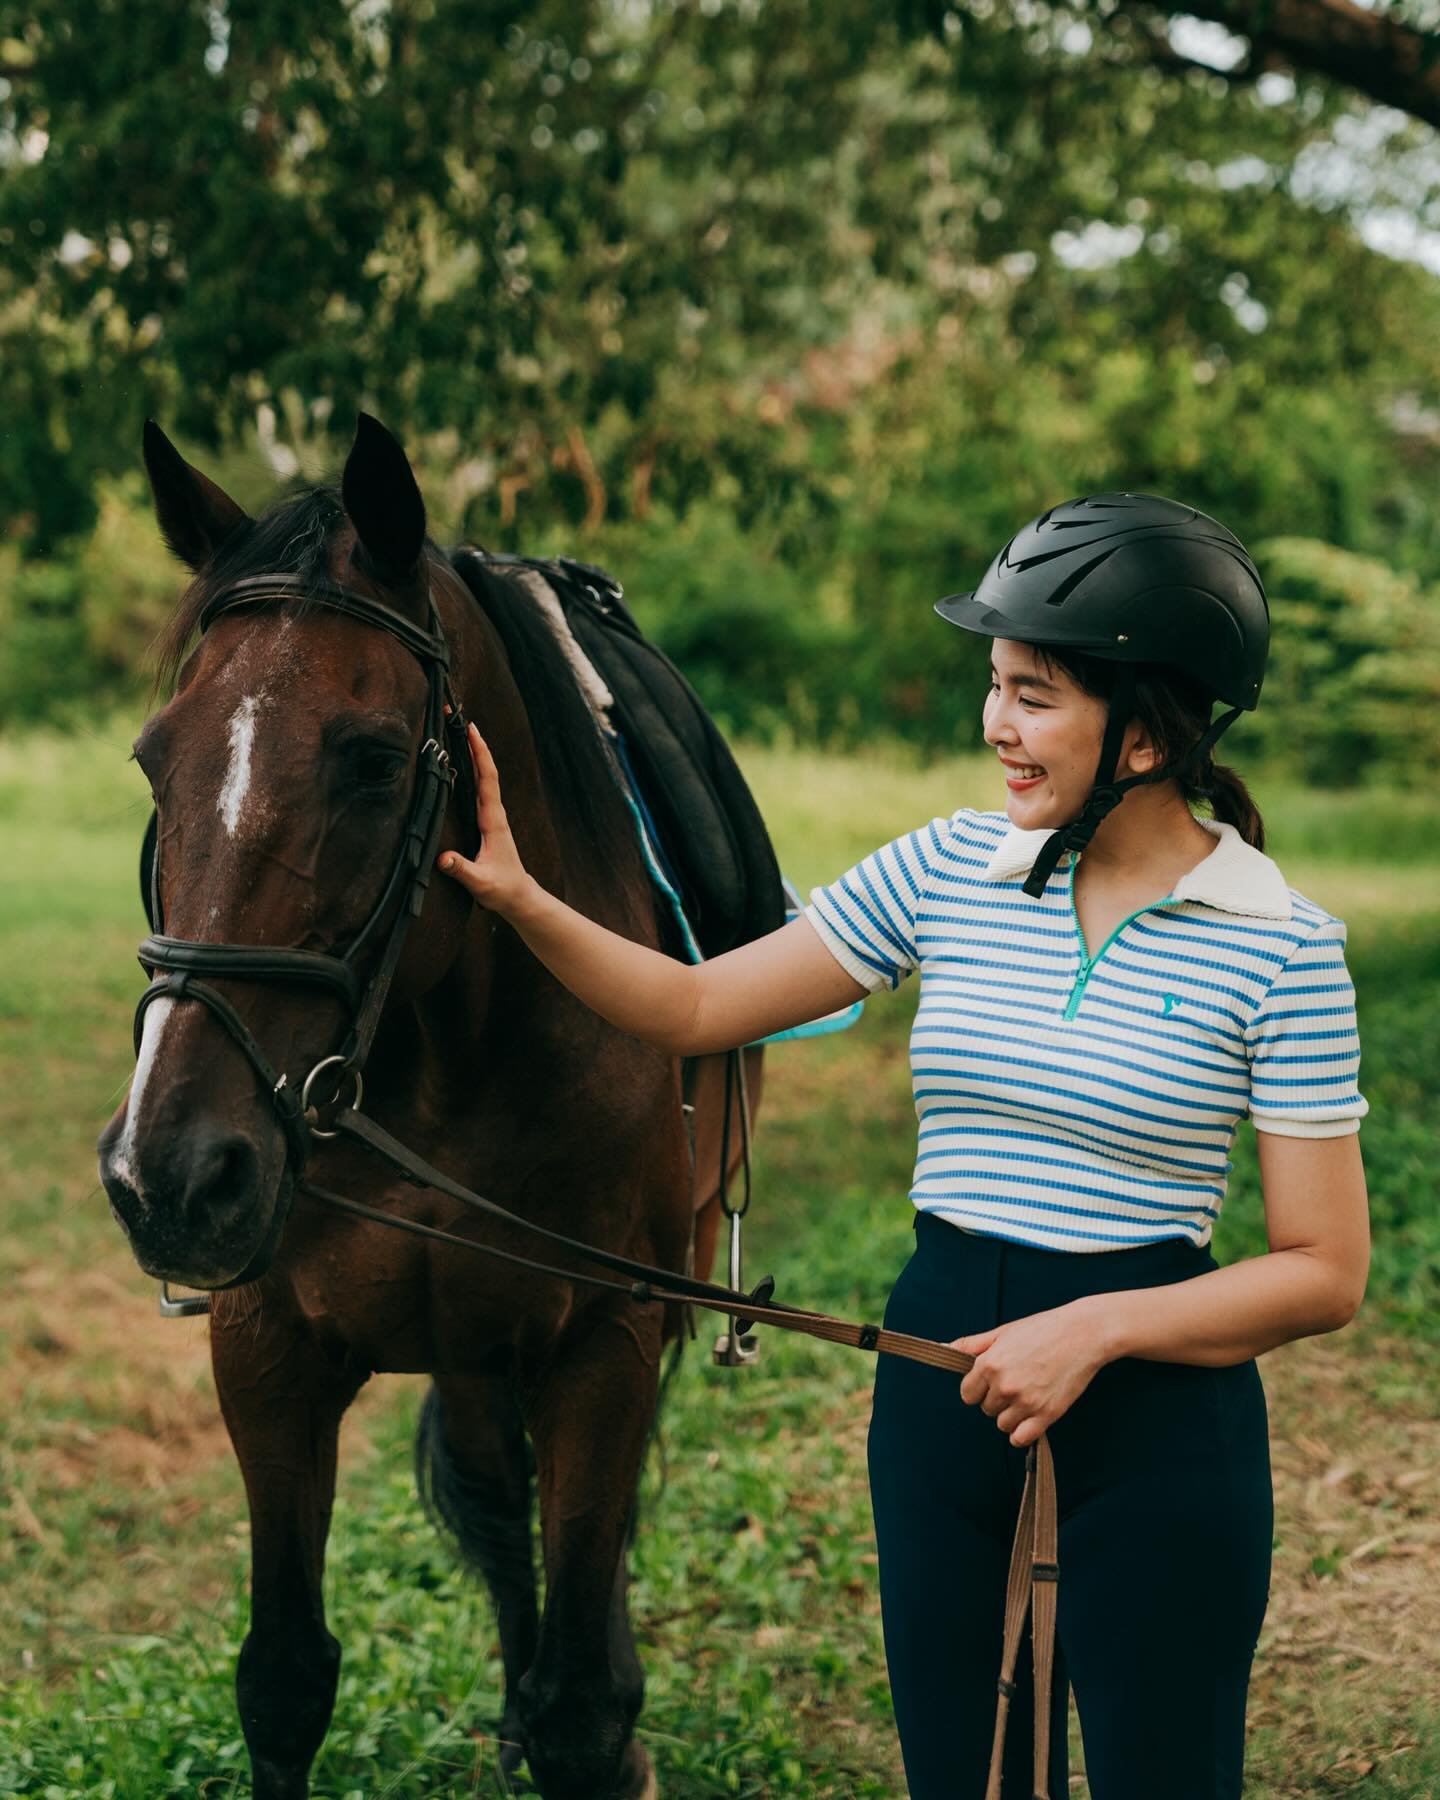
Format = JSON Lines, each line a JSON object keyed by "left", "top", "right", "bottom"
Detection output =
{"left": 303, "top": 1105, "right": 1060, "bottom": 1800}
{"left": 131, "top": 563, "right": 1058, "bottom": 1799}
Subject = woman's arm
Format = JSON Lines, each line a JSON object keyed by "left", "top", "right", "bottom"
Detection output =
{"left": 1084, "top": 1130, "right": 1371, "bottom": 1366}
{"left": 438, "top": 725, "right": 868, "bottom": 1055}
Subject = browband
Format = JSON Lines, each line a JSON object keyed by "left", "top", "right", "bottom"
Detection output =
{"left": 198, "top": 575, "right": 450, "bottom": 669}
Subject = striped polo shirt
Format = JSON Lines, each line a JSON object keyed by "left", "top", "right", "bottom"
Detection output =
{"left": 802, "top": 811, "right": 1368, "bottom": 1253}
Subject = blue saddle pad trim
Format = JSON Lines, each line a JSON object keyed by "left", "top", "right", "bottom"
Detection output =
{"left": 608, "top": 728, "right": 863, "bottom": 1046}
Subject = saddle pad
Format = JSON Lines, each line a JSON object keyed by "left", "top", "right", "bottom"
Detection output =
{"left": 453, "top": 550, "right": 786, "bottom": 959}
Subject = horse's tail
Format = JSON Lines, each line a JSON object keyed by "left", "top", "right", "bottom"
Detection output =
{"left": 413, "top": 1383, "right": 535, "bottom": 1582}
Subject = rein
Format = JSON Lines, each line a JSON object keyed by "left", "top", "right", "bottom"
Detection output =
{"left": 132, "top": 561, "right": 1058, "bottom": 1800}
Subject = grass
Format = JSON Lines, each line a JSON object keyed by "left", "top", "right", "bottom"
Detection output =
{"left": 0, "top": 715, "right": 1437, "bottom": 1796}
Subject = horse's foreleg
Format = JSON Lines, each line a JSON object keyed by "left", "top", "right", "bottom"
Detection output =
{"left": 517, "top": 1303, "right": 661, "bottom": 1800}
{"left": 212, "top": 1319, "right": 363, "bottom": 1800}
{"left": 418, "top": 1373, "right": 539, "bottom": 1777}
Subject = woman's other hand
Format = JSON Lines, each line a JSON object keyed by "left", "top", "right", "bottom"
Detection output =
{"left": 437, "top": 723, "right": 536, "bottom": 921}
{"left": 952, "top": 1297, "right": 1111, "bottom": 1449}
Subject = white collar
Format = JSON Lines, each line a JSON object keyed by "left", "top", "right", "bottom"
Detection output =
{"left": 982, "top": 816, "right": 1293, "bottom": 920}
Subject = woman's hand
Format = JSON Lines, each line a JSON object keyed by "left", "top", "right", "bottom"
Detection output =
{"left": 437, "top": 723, "right": 536, "bottom": 921}
{"left": 952, "top": 1297, "right": 1111, "bottom": 1449}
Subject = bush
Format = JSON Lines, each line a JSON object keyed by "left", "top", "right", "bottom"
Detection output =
{"left": 0, "top": 483, "right": 172, "bottom": 726}
{"left": 1249, "top": 537, "right": 1440, "bottom": 789}
{"left": 5, "top": 469, "right": 1439, "bottom": 800}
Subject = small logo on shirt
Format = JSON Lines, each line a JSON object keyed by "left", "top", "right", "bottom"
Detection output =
{"left": 1160, "top": 994, "right": 1182, "bottom": 1016}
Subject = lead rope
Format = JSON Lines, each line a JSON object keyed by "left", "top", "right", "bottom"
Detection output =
{"left": 296, "top": 1103, "right": 1057, "bottom": 1798}
{"left": 986, "top": 1442, "right": 1059, "bottom": 1800}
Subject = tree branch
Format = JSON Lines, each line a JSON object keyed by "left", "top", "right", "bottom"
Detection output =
{"left": 1110, "top": 0, "right": 1440, "bottom": 126}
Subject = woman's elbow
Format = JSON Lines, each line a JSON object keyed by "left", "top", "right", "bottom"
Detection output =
{"left": 1320, "top": 1262, "right": 1368, "bottom": 1332}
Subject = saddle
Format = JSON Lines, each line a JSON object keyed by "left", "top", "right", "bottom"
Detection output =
{"left": 451, "top": 549, "right": 787, "bottom": 960}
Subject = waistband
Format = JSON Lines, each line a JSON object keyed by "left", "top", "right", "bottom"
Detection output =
{"left": 912, "top": 1207, "right": 1216, "bottom": 1307}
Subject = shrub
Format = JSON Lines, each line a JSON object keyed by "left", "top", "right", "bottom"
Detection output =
{"left": 1250, "top": 537, "right": 1440, "bottom": 789}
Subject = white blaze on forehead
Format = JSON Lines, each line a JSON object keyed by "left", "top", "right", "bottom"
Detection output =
{"left": 109, "top": 997, "right": 175, "bottom": 1199}
{"left": 218, "top": 694, "right": 261, "bottom": 837}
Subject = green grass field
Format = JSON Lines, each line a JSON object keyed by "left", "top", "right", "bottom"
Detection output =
{"left": 0, "top": 717, "right": 1436, "bottom": 1797}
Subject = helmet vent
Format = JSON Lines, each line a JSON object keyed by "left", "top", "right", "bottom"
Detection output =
{"left": 1042, "top": 546, "right": 1116, "bottom": 607}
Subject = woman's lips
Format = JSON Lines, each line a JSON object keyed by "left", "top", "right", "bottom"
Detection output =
{"left": 1001, "top": 761, "right": 1046, "bottom": 792}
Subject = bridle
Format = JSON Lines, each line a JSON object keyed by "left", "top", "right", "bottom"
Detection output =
{"left": 128, "top": 562, "right": 1059, "bottom": 1800}
{"left": 135, "top": 570, "right": 471, "bottom": 1182}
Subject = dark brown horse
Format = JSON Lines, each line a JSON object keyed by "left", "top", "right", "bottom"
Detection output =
{"left": 96, "top": 416, "right": 765, "bottom": 1799}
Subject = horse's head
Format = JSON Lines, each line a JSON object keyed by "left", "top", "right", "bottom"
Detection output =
{"left": 98, "top": 415, "right": 475, "bottom": 1289}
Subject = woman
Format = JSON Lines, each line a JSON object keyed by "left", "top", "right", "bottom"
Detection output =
{"left": 438, "top": 494, "right": 1371, "bottom": 1799}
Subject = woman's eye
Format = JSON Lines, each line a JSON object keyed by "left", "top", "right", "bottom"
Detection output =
{"left": 989, "top": 681, "right": 1042, "bottom": 709}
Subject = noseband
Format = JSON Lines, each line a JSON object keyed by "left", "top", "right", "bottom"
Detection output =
{"left": 135, "top": 572, "right": 470, "bottom": 1172}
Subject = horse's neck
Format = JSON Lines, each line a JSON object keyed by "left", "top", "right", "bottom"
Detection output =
{"left": 457, "top": 600, "right": 569, "bottom": 899}
{"left": 376, "top": 581, "right": 656, "bottom": 1106}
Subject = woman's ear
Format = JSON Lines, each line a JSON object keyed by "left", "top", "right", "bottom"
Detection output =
{"left": 1122, "top": 721, "right": 1160, "bottom": 774}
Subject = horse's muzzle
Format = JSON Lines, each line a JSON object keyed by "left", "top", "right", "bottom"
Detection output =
{"left": 97, "top": 1113, "right": 292, "bottom": 1289}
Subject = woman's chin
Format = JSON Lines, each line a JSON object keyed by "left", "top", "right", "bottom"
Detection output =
{"left": 1004, "top": 789, "right": 1059, "bottom": 826}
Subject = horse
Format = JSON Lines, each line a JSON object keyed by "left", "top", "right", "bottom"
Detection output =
{"left": 96, "top": 413, "right": 768, "bottom": 1800}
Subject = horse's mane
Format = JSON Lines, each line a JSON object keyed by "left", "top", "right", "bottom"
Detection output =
{"left": 152, "top": 482, "right": 652, "bottom": 934}
{"left": 455, "top": 555, "right": 652, "bottom": 932}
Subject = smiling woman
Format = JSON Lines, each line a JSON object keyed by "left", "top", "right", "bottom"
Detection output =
{"left": 449, "top": 492, "right": 1371, "bottom": 1800}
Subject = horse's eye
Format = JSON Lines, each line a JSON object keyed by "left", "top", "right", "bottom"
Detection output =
{"left": 356, "top": 749, "right": 407, "bottom": 788}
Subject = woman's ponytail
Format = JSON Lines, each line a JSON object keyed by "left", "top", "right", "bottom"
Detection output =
{"left": 1181, "top": 756, "right": 1265, "bottom": 852}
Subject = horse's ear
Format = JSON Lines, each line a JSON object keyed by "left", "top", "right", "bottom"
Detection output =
{"left": 143, "top": 421, "right": 250, "bottom": 570}
{"left": 341, "top": 413, "right": 427, "bottom": 580}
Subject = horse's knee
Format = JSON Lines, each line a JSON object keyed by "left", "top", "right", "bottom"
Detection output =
{"left": 237, "top": 1623, "right": 340, "bottom": 1789}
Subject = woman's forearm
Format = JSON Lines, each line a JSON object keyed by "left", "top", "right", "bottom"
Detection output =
{"left": 1083, "top": 1247, "right": 1362, "bottom": 1369}
{"left": 439, "top": 724, "right": 869, "bottom": 1056}
{"left": 507, "top": 878, "right": 702, "bottom": 1052}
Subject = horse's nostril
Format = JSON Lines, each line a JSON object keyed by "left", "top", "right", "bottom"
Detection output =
{"left": 183, "top": 1130, "right": 261, "bottom": 1233}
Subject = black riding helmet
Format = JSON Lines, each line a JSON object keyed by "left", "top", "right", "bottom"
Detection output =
{"left": 934, "top": 493, "right": 1269, "bottom": 898}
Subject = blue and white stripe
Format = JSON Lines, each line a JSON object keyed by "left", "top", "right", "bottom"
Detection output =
{"left": 803, "top": 809, "right": 1367, "bottom": 1253}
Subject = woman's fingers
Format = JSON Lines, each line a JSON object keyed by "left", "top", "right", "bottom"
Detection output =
{"left": 467, "top": 723, "right": 501, "bottom": 830}
{"left": 437, "top": 724, "right": 530, "bottom": 916}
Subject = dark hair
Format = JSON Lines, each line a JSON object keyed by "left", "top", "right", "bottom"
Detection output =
{"left": 153, "top": 482, "right": 347, "bottom": 690}
{"left": 1032, "top": 646, "right": 1266, "bottom": 852}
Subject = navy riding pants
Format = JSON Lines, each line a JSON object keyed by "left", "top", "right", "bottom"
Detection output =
{"left": 867, "top": 1211, "right": 1273, "bottom": 1800}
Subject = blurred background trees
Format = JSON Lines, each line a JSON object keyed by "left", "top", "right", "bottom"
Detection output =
{"left": 3, "top": 0, "right": 1438, "bottom": 773}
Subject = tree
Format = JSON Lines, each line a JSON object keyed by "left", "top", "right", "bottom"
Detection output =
{"left": 1, "top": 0, "right": 1437, "bottom": 575}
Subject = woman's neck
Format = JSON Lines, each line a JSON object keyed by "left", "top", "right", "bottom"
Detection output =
{"left": 1072, "top": 785, "right": 1219, "bottom": 890}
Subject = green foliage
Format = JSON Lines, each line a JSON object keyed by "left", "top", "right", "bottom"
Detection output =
{"left": 6, "top": 0, "right": 1440, "bottom": 786}
{"left": 1246, "top": 537, "right": 1440, "bottom": 787}
{"left": 4, "top": 0, "right": 1440, "bottom": 572}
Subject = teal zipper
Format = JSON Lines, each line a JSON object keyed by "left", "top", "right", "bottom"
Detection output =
{"left": 1064, "top": 862, "right": 1176, "bottom": 1020}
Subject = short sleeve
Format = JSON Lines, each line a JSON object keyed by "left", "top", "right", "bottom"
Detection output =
{"left": 1245, "top": 918, "right": 1369, "bottom": 1138}
{"left": 801, "top": 817, "right": 951, "bottom": 993}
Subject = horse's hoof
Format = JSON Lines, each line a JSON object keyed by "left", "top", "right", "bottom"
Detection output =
{"left": 617, "top": 1739, "right": 658, "bottom": 1800}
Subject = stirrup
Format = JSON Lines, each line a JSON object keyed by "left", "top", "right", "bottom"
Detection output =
{"left": 712, "top": 1211, "right": 767, "bottom": 1367}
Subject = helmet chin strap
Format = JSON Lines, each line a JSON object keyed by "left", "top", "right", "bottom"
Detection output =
{"left": 1021, "top": 665, "right": 1245, "bottom": 899}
